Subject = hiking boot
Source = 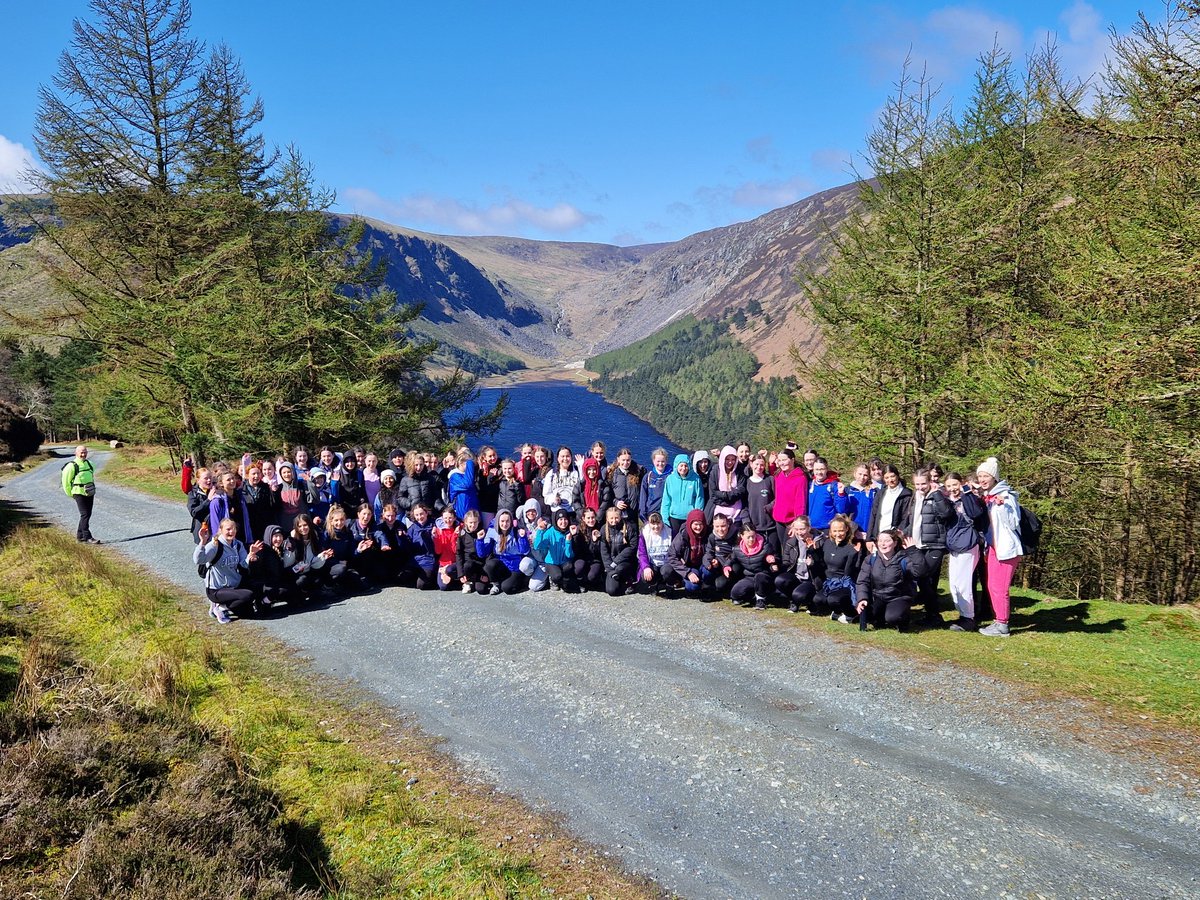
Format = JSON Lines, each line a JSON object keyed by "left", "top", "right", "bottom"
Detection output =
{"left": 949, "top": 618, "right": 976, "bottom": 632}
{"left": 979, "top": 621, "right": 1010, "bottom": 637}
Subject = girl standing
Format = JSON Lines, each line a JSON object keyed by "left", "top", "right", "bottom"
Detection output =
{"left": 974, "top": 457, "right": 1023, "bottom": 637}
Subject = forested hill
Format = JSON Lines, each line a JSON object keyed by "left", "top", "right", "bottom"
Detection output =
{"left": 587, "top": 316, "right": 796, "bottom": 449}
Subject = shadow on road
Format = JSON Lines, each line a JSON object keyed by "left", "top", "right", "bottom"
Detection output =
{"left": 111, "top": 527, "right": 190, "bottom": 544}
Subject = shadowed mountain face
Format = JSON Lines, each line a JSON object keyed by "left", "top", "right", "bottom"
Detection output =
{"left": 0, "top": 184, "right": 858, "bottom": 375}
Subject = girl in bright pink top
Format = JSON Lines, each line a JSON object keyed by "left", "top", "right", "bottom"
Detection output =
{"left": 770, "top": 448, "right": 810, "bottom": 551}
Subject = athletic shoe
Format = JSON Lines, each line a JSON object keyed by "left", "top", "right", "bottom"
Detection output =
{"left": 212, "top": 604, "right": 232, "bottom": 624}
{"left": 488, "top": 584, "right": 501, "bottom": 595}
{"left": 836, "top": 613, "right": 852, "bottom": 624}
{"left": 753, "top": 597, "right": 767, "bottom": 610}
{"left": 788, "top": 602, "right": 798, "bottom": 613}
{"left": 461, "top": 583, "right": 472, "bottom": 594}
{"left": 949, "top": 618, "right": 976, "bottom": 632}
{"left": 979, "top": 621, "right": 1010, "bottom": 637}
{"left": 259, "top": 596, "right": 274, "bottom": 609}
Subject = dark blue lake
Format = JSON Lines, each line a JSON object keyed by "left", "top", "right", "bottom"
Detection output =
{"left": 462, "top": 380, "right": 685, "bottom": 466}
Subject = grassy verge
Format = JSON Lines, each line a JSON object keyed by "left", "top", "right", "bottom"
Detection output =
{"left": 772, "top": 588, "right": 1200, "bottom": 735}
{"left": 0, "top": 507, "right": 652, "bottom": 898}
{"left": 100, "top": 445, "right": 182, "bottom": 500}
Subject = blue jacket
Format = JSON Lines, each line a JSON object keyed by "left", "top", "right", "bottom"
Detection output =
{"left": 847, "top": 484, "right": 878, "bottom": 535}
{"left": 639, "top": 465, "right": 669, "bottom": 518}
{"left": 808, "top": 478, "right": 850, "bottom": 530}
{"left": 447, "top": 459, "right": 478, "bottom": 520}
{"left": 476, "top": 526, "right": 531, "bottom": 572}
{"left": 407, "top": 520, "right": 436, "bottom": 569}
{"left": 324, "top": 526, "right": 356, "bottom": 562}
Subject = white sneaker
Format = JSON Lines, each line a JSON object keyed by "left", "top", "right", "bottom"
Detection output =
{"left": 836, "top": 613, "right": 851, "bottom": 624}
{"left": 461, "top": 583, "right": 472, "bottom": 594}
{"left": 980, "top": 621, "right": 1010, "bottom": 637}
{"left": 488, "top": 584, "right": 501, "bottom": 595}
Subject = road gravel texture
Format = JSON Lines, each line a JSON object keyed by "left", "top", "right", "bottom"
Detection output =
{"left": 5, "top": 451, "right": 1197, "bottom": 899}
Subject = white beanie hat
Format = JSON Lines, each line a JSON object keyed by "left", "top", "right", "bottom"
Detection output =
{"left": 380, "top": 469, "right": 397, "bottom": 481}
{"left": 976, "top": 457, "right": 1000, "bottom": 480}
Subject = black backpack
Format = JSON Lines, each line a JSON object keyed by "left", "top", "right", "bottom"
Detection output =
{"left": 1018, "top": 504, "right": 1042, "bottom": 555}
{"left": 197, "top": 541, "right": 224, "bottom": 579}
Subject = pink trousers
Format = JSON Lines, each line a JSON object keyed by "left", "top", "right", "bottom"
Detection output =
{"left": 986, "top": 546, "right": 1020, "bottom": 623}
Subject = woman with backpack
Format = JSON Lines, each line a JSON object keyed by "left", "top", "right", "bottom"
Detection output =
{"left": 973, "top": 457, "right": 1024, "bottom": 637}
{"left": 194, "top": 518, "right": 263, "bottom": 624}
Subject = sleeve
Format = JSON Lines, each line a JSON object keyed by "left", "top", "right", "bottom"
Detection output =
{"left": 832, "top": 485, "right": 850, "bottom": 515}
{"left": 61, "top": 463, "right": 73, "bottom": 496}
{"left": 192, "top": 539, "right": 218, "bottom": 566}
{"left": 855, "top": 557, "right": 872, "bottom": 601}
{"left": 637, "top": 536, "right": 650, "bottom": 572}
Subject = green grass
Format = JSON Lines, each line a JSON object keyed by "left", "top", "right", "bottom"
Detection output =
{"left": 0, "top": 511, "right": 649, "bottom": 898}
{"left": 774, "top": 588, "right": 1200, "bottom": 732}
{"left": 101, "top": 445, "right": 184, "bottom": 500}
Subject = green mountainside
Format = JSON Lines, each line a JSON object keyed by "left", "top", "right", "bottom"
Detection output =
{"left": 587, "top": 316, "right": 796, "bottom": 449}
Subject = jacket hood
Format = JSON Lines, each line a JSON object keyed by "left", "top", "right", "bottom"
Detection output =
{"left": 262, "top": 524, "right": 282, "bottom": 545}
{"left": 517, "top": 497, "right": 542, "bottom": 520}
{"left": 583, "top": 458, "right": 601, "bottom": 479}
{"left": 685, "top": 509, "right": 707, "bottom": 532}
{"left": 692, "top": 450, "right": 711, "bottom": 468}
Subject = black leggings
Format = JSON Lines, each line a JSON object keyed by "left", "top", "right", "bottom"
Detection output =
{"left": 605, "top": 563, "right": 638, "bottom": 596}
{"left": 812, "top": 585, "right": 856, "bottom": 617}
{"left": 775, "top": 574, "right": 815, "bottom": 610}
{"left": 573, "top": 558, "right": 604, "bottom": 591}
{"left": 545, "top": 562, "right": 578, "bottom": 592}
{"left": 207, "top": 586, "right": 256, "bottom": 615}
{"left": 869, "top": 593, "right": 913, "bottom": 629}
{"left": 730, "top": 572, "right": 773, "bottom": 605}
{"left": 480, "top": 557, "right": 528, "bottom": 594}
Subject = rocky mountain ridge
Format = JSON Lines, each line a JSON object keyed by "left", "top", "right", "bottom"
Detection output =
{"left": 0, "top": 183, "right": 859, "bottom": 376}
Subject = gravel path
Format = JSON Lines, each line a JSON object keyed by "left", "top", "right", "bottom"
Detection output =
{"left": 5, "top": 450, "right": 1198, "bottom": 899}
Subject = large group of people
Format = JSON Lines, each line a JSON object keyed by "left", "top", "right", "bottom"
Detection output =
{"left": 186, "top": 440, "right": 1027, "bottom": 637}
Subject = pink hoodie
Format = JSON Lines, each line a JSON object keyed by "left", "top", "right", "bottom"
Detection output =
{"left": 772, "top": 466, "right": 809, "bottom": 525}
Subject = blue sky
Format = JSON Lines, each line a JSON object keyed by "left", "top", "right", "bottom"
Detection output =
{"left": 1, "top": 1, "right": 1146, "bottom": 245}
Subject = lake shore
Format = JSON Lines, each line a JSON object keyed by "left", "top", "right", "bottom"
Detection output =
{"left": 479, "top": 362, "right": 593, "bottom": 388}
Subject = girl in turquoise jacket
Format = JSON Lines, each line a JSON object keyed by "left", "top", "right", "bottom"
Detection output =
{"left": 660, "top": 453, "right": 705, "bottom": 534}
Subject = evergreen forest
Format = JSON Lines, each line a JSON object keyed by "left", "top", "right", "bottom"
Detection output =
{"left": 587, "top": 317, "right": 797, "bottom": 450}
{"left": 783, "top": 5, "right": 1199, "bottom": 604}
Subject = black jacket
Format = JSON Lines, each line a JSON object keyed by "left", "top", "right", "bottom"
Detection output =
{"left": 399, "top": 471, "right": 443, "bottom": 516}
{"left": 599, "top": 520, "right": 638, "bottom": 572}
{"left": 908, "top": 490, "right": 956, "bottom": 550}
{"left": 733, "top": 540, "right": 776, "bottom": 577}
{"left": 703, "top": 532, "right": 737, "bottom": 570}
{"left": 607, "top": 465, "right": 641, "bottom": 522}
{"left": 241, "top": 483, "right": 278, "bottom": 542}
{"left": 816, "top": 537, "right": 863, "bottom": 582}
{"left": 856, "top": 546, "right": 927, "bottom": 604}
{"left": 496, "top": 479, "right": 524, "bottom": 517}
{"left": 867, "top": 485, "right": 913, "bottom": 540}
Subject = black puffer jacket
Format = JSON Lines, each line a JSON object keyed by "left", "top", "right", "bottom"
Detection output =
{"left": 855, "top": 546, "right": 927, "bottom": 604}
{"left": 908, "top": 490, "right": 956, "bottom": 550}
{"left": 399, "top": 471, "right": 443, "bottom": 516}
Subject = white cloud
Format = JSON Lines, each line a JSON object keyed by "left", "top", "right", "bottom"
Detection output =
{"left": 0, "top": 134, "right": 39, "bottom": 193}
{"left": 342, "top": 187, "right": 599, "bottom": 236}
{"left": 1038, "top": 1, "right": 1111, "bottom": 89}
{"left": 856, "top": 2, "right": 1119, "bottom": 111}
